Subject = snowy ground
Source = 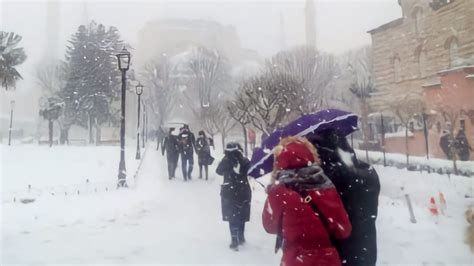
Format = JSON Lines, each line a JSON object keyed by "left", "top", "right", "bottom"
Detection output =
{"left": 1, "top": 144, "right": 474, "bottom": 265}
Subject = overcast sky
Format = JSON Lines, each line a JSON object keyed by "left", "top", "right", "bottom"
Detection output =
{"left": 1, "top": 0, "right": 401, "bottom": 118}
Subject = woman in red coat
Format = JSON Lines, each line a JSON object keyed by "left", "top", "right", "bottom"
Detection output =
{"left": 262, "top": 136, "right": 352, "bottom": 266}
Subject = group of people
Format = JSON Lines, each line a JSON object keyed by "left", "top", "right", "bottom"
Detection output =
{"left": 440, "top": 128, "right": 472, "bottom": 161}
{"left": 215, "top": 129, "right": 380, "bottom": 266}
{"left": 161, "top": 124, "right": 214, "bottom": 181}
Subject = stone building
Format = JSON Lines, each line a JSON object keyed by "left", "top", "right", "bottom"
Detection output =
{"left": 135, "top": 19, "right": 260, "bottom": 67}
{"left": 368, "top": 0, "right": 474, "bottom": 160}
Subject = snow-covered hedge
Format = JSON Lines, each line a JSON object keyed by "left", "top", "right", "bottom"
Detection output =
{"left": 354, "top": 149, "right": 474, "bottom": 177}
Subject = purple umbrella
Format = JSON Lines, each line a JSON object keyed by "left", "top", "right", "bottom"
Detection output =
{"left": 248, "top": 109, "right": 358, "bottom": 178}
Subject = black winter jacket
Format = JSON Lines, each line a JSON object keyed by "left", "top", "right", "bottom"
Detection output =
{"left": 216, "top": 150, "right": 252, "bottom": 223}
{"left": 309, "top": 130, "right": 380, "bottom": 266}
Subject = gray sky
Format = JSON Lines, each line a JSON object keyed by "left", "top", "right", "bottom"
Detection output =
{"left": 1, "top": 0, "right": 401, "bottom": 118}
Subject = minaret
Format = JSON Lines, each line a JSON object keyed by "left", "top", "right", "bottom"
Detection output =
{"left": 305, "top": 0, "right": 317, "bottom": 48}
{"left": 279, "top": 12, "right": 286, "bottom": 51}
{"left": 81, "top": 1, "right": 90, "bottom": 25}
{"left": 44, "top": 0, "right": 60, "bottom": 61}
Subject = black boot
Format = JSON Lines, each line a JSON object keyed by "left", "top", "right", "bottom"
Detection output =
{"left": 238, "top": 233, "right": 246, "bottom": 245}
{"left": 229, "top": 236, "right": 239, "bottom": 251}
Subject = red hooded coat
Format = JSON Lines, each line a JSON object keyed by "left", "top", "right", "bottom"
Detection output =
{"left": 262, "top": 137, "right": 351, "bottom": 266}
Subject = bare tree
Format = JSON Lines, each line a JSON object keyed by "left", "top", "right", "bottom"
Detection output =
{"left": 141, "top": 55, "right": 177, "bottom": 130}
{"left": 266, "top": 45, "right": 337, "bottom": 114}
{"left": 430, "top": 88, "right": 468, "bottom": 175}
{"left": 187, "top": 46, "right": 229, "bottom": 108}
{"left": 385, "top": 92, "right": 424, "bottom": 167}
{"left": 346, "top": 46, "right": 376, "bottom": 160}
{"left": 36, "top": 60, "right": 74, "bottom": 145}
{"left": 203, "top": 103, "right": 236, "bottom": 151}
{"left": 228, "top": 92, "right": 253, "bottom": 156}
{"left": 239, "top": 71, "right": 302, "bottom": 135}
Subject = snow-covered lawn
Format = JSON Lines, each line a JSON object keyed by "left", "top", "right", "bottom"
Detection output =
{"left": 1, "top": 145, "right": 473, "bottom": 265}
{"left": 1, "top": 144, "right": 142, "bottom": 203}
{"left": 355, "top": 149, "right": 474, "bottom": 175}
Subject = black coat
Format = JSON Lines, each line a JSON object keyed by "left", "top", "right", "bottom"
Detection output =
{"left": 162, "top": 135, "right": 180, "bottom": 160}
{"left": 216, "top": 151, "right": 252, "bottom": 223}
{"left": 310, "top": 131, "right": 380, "bottom": 266}
{"left": 196, "top": 136, "right": 213, "bottom": 165}
{"left": 456, "top": 131, "right": 472, "bottom": 161}
{"left": 179, "top": 130, "right": 195, "bottom": 155}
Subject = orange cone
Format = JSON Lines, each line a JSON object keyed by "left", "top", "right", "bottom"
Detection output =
{"left": 439, "top": 192, "right": 447, "bottom": 215}
{"left": 429, "top": 197, "right": 439, "bottom": 216}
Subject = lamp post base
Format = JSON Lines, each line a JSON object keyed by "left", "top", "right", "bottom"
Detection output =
{"left": 135, "top": 151, "right": 141, "bottom": 160}
{"left": 117, "top": 160, "right": 127, "bottom": 188}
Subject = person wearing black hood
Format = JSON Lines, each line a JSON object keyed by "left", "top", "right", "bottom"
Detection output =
{"left": 196, "top": 130, "right": 214, "bottom": 180}
{"left": 162, "top": 128, "right": 180, "bottom": 180}
{"left": 307, "top": 129, "right": 380, "bottom": 266}
{"left": 178, "top": 124, "right": 196, "bottom": 181}
{"left": 216, "top": 142, "right": 251, "bottom": 251}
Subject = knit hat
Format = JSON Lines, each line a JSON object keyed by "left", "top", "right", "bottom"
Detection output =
{"left": 273, "top": 136, "right": 320, "bottom": 170}
{"left": 225, "top": 142, "right": 243, "bottom": 152}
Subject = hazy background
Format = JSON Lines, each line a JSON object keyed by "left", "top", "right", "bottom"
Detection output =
{"left": 0, "top": 0, "right": 401, "bottom": 119}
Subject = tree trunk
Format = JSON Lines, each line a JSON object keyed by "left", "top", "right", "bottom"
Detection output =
{"left": 242, "top": 124, "right": 248, "bottom": 157}
{"left": 210, "top": 134, "right": 215, "bottom": 150}
{"left": 59, "top": 128, "right": 69, "bottom": 145}
{"left": 360, "top": 99, "right": 370, "bottom": 162}
{"left": 405, "top": 126, "right": 409, "bottom": 167}
{"left": 88, "top": 114, "right": 94, "bottom": 144}
{"left": 48, "top": 119, "right": 53, "bottom": 148}
{"left": 221, "top": 132, "right": 226, "bottom": 153}
{"left": 95, "top": 124, "right": 101, "bottom": 146}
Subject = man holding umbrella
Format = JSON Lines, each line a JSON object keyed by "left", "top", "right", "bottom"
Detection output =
{"left": 249, "top": 109, "right": 380, "bottom": 266}
{"left": 307, "top": 129, "right": 380, "bottom": 266}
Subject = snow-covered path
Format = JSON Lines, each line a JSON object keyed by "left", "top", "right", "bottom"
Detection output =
{"left": 2, "top": 145, "right": 473, "bottom": 265}
{"left": 2, "top": 147, "right": 280, "bottom": 265}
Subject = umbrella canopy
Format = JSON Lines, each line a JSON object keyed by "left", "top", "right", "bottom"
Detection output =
{"left": 248, "top": 109, "right": 358, "bottom": 178}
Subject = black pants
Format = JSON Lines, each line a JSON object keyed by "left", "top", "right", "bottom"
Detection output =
{"left": 167, "top": 156, "right": 178, "bottom": 179}
{"left": 199, "top": 164, "right": 208, "bottom": 180}
{"left": 229, "top": 220, "right": 245, "bottom": 242}
{"left": 181, "top": 152, "right": 194, "bottom": 180}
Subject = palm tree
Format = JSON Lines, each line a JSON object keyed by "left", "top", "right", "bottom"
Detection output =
{"left": 0, "top": 31, "right": 27, "bottom": 90}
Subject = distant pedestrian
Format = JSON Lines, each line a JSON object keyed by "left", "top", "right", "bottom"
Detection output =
{"left": 196, "top": 130, "right": 214, "bottom": 180}
{"left": 156, "top": 126, "right": 166, "bottom": 151}
{"left": 262, "top": 136, "right": 351, "bottom": 266}
{"left": 162, "top": 128, "right": 180, "bottom": 180}
{"left": 456, "top": 129, "right": 472, "bottom": 161}
{"left": 248, "top": 129, "right": 256, "bottom": 151}
{"left": 440, "top": 130, "right": 453, "bottom": 160}
{"left": 179, "top": 124, "right": 196, "bottom": 181}
{"left": 216, "top": 142, "right": 251, "bottom": 251}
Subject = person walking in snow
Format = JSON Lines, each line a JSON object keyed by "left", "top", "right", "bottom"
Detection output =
{"left": 162, "top": 128, "right": 180, "bottom": 180}
{"left": 216, "top": 142, "right": 252, "bottom": 251}
{"left": 195, "top": 130, "right": 214, "bottom": 180}
{"left": 439, "top": 130, "right": 453, "bottom": 160}
{"left": 455, "top": 129, "right": 472, "bottom": 161}
{"left": 307, "top": 129, "right": 380, "bottom": 266}
{"left": 262, "top": 136, "right": 352, "bottom": 266}
{"left": 178, "top": 124, "right": 196, "bottom": 181}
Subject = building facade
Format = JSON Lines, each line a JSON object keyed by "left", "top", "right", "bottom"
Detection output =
{"left": 368, "top": 0, "right": 474, "bottom": 160}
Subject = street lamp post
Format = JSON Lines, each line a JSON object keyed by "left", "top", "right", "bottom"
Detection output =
{"left": 8, "top": 100, "right": 15, "bottom": 146}
{"left": 380, "top": 113, "right": 387, "bottom": 167}
{"left": 116, "top": 47, "right": 131, "bottom": 188}
{"left": 142, "top": 101, "right": 146, "bottom": 149}
{"left": 135, "top": 82, "right": 144, "bottom": 160}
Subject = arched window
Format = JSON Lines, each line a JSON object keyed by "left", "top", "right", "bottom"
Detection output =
{"left": 415, "top": 45, "right": 427, "bottom": 78}
{"left": 393, "top": 55, "right": 401, "bottom": 82}
{"left": 449, "top": 40, "right": 459, "bottom": 67}
{"left": 445, "top": 36, "right": 460, "bottom": 67}
{"left": 412, "top": 7, "right": 423, "bottom": 35}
